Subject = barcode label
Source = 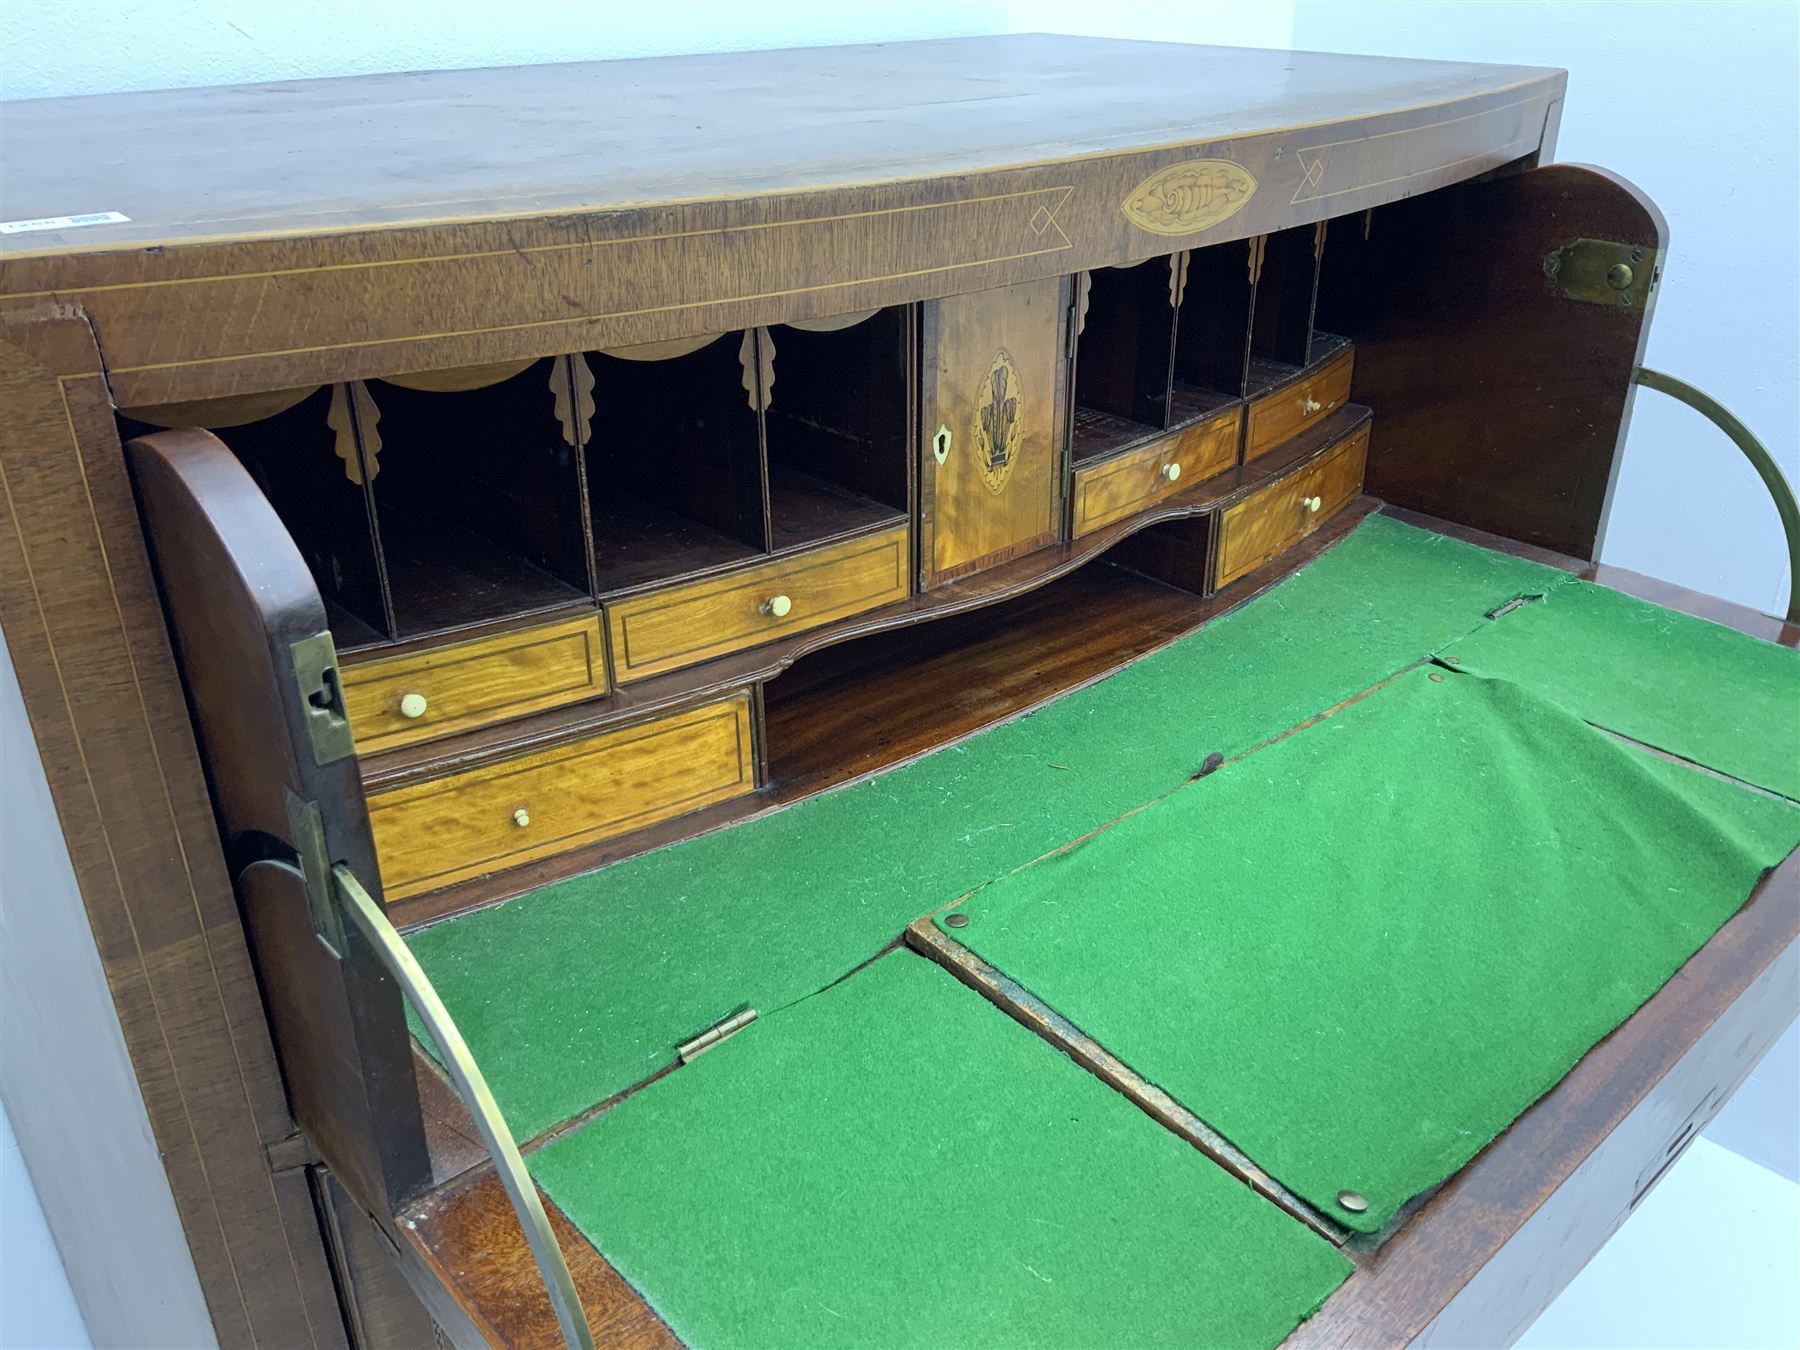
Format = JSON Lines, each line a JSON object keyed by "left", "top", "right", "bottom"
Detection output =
{"left": 0, "top": 211, "right": 131, "bottom": 235}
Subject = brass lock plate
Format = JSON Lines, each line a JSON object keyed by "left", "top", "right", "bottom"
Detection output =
{"left": 1543, "top": 237, "right": 1659, "bottom": 310}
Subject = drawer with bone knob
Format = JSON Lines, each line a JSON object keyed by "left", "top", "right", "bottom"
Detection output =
{"left": 365, "top": 693, "right": 756, "bottom": 900}
{"left": 340, "top": 613, "right": 608, "bottom": 754}
{"left": 1215, "top": 420, "right": 1370, "bottom": 588}
{"left": 1244, "top": 348, "right": 1355, "bottom": 463}
{"left": 602, "top": 523, "right": 910, "bottom": 683}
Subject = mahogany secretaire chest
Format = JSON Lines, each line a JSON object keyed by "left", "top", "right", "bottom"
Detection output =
{"left": 2, "top": 33, "right": 1794, "bottom": 1350}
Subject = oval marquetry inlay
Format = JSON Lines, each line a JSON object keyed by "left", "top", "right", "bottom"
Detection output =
{"left": 1121, "top": 159, "right": 1258, "bottom": 236}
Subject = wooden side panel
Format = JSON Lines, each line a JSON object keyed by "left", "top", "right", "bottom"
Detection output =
{"left": 343, "top": 614, "right": 608, "bottom": 754}
{"left": 1216, "top": 423, "right": 1369, "bottom": 587}
{"left": 605, "top": 524, "right": 911, "bottom": 683}
{"left": 920, "top": 278, "right": 1068, "bottom": 587}
{"left": 129, "top": 428, "right": 432, "bottom": 1218}
{"left": 0, "top": 311, "right": 343, "bottom": 1346}
{"left": 368, "top": 694, "right": 757, "bottom": 900}
{"left": 1314, "top": 164, "right": 1664, "bottom": 558}
{"left": 316, "top": 1170, "right": 443, "bottom": 1350}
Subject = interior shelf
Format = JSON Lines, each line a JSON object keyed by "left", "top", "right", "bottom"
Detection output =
{"left": 764, "top": 310, "right": 910, "bottom": 551}
{"left": 1071, "top": 259, "right": 1178, "bottom": 464}
{"left": 376, "top": 509, "right": 590, "bottom": 635}
{"left": 368, "top": 358, "right": 593, "bottom": 639}
{"left": 768, "top": 465, "right": 905, "bottom": 552}
{"left": 763, "top": 558, "right": 1213, "bottom": 802}
{"left": 586, "top": 336, "right": 768, "bottom": 595}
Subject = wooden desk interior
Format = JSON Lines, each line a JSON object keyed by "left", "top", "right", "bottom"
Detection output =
{"left": 3, "top": 31, "right": 1793, "bottom": 1350}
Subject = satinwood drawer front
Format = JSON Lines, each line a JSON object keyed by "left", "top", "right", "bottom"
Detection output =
{"left": 367, "top": 694, "right": 755, "bottom": 900}
{"left": 1244, "top": 349, "right": 1355, "bottom": 462}
{"left": 342, "top": 614, "right": 607, "bottom": 754}
{"left": 1071, "top": 406, "right": 1241, "bottom": 538}
{"left": 1215, "top": 423, "right": 1370, "bottom": 589}
{"left": 605, "top": 523, "right": 909, "bottom": 684}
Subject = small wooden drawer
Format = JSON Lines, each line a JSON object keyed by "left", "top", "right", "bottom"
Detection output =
{"left": 1215, "top": 423, "right": 1370, "bottom": 589}
{"left": 367, "top": 694, "right": 756, "bottom": 900}
{"left": 1244, "top": 349, "right": 1355, "bottom": 462}
{"left": 1071, "top": 406, "right": 1241, "bottom": 538}
{"left": 606, "top": 523, "right": 910, "bottom": 683}
{"left": 341, "top": 614, "right": 607, "bottom": 754}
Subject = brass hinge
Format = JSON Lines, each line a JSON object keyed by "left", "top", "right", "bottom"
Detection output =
{"left": 1542, "top": 237, "right": 1660, "bottom": 310}
{"left": 285, "top": 790, "right": 346, "bottom": 956}
{"left": 676, "top": 1008, "right": 757, "bottom": 1063}
{"left": 289, "top": 630, "right": 356, "bottom": 766}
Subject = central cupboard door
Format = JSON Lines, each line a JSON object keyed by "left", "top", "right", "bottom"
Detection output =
{"left": 919, "top": 277, "right": 1070, "bottom": 587}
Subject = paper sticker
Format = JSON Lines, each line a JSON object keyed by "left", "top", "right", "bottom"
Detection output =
{"left": 0, "top": 211, "right": 131, "bottom": 235}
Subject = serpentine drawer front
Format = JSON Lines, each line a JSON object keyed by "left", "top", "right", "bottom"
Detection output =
{"left": 603, "top": 524, "right": 910, "bottom": 683}
{"left": 1245, "top": 351, "right": 1356, "bottom": 463}
{"left": 1072, "top": 406, "right": 1242, "bottom": 538}
{"left": 340, "top": 613, "right": 608, "bottom": 754}
{"left": 366, "top": 694, "right": 756, "bottom": 900}
{"left": 1216, "top": 424, "right": 1371, "bottom": 588}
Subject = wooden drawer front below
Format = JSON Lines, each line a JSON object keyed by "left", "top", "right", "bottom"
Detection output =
{"left": 607, "top": 523, "right": 910, "bottom": 683}
{"left": 1244, "top": 350, "right": 1354, "bottom": 462}
{"left": 1215, "top": 424, "right": 1370, "bottom": 589}
{"left": 368, "top": 694, "right": 756, "bottom": 900}
{"left": 1072, "top": 407, "right": 1241, "bottom": 537}
{"left": 342, "top": 614, "right": 607, "bottom": 754}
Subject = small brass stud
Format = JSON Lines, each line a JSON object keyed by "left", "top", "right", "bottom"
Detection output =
{"left": 1606, "top": 262, "right": 1634, "bottom": 290}
{"left": 1337, "top": 1190, "right": 1369, "bottom": 1214}
{"left": 944, "top": 912, "right": 970, "bottom": 929}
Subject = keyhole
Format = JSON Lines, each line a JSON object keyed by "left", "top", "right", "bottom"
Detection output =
{"left": 932, "top": 424, "right": 952, "bottom": 465}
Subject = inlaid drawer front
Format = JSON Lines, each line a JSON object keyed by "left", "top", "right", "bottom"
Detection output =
{"left": 368, "top": 694, "right": 756, "bottom": 900}
{"left": 1072, "top": 406, "right": 1241, "bottom": 538}
{"left": 606, "top": 523, "right": 910, "bottom": 683}
{"left": 341, "top": 614, "right": 607, "bottom": 754}
{"left": 1244, "top": 350, "right": 1355, "bottom": 462}
{"left": 1215, "top": 423, "right": 1370, "bottom": 589}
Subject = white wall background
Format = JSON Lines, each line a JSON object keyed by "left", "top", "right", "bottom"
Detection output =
{"left": 1, "top": 2, "right": 1794, "bottom": 1346}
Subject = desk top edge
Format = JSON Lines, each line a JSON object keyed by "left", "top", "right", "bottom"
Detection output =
{"left": 0, "top": 34, "right": 1563, "bottom": 262}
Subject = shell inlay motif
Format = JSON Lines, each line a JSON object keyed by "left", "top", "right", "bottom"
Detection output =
{"left": 1121, "top": 160, "right": 1258, "bottom": 236}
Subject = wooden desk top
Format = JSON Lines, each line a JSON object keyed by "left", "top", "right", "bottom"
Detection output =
{"left": 0, "top": 36, "right": 1564, "bottom": 406}
{"left": 2, "top": 36, "right": 1557, "bottom": 255}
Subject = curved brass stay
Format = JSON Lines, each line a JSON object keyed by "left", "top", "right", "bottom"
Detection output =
{"left": 1632, "top": 367, "right": 1800, "bottom": 625}
{"left": 331, "top": 865, "right": 596, "bottom": 1350}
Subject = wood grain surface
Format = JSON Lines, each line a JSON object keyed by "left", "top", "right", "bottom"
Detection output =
{"left": 342, "top": 613, "right": 608, "bottom": 754}
{"left": 1245, "top": 347, "right": 1355, "bottom": 461}
{"left": 605, "top": 524, "right": 911, "bottom": 683}
{"left": 920, "top": 278, "right": 1068, "bottom": 585}
{"left": 1072, "top": 404, "right": 1241, "bottom": 536}
{"left": 0, "top": 40, "right": 1561, "bottom": 405}
{"left": 1216, "top": 421, "right": 1370, "bottom": 586}
{"left": 367, "top": 694, "right": 756, "bottom": 900}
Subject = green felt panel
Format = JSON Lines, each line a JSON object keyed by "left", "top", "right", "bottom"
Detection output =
{"left": 408, "top": 514, "right": 1574, "bottom": 1140}
{"left": 1442, "top": 578, "right": 1800, "bottom": 799}
{"left": 937, "top": 669, "right": 1800, "bottom": 1233}
{"left": 531, "top": 951, "right": 1352, "bottom": 1350}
